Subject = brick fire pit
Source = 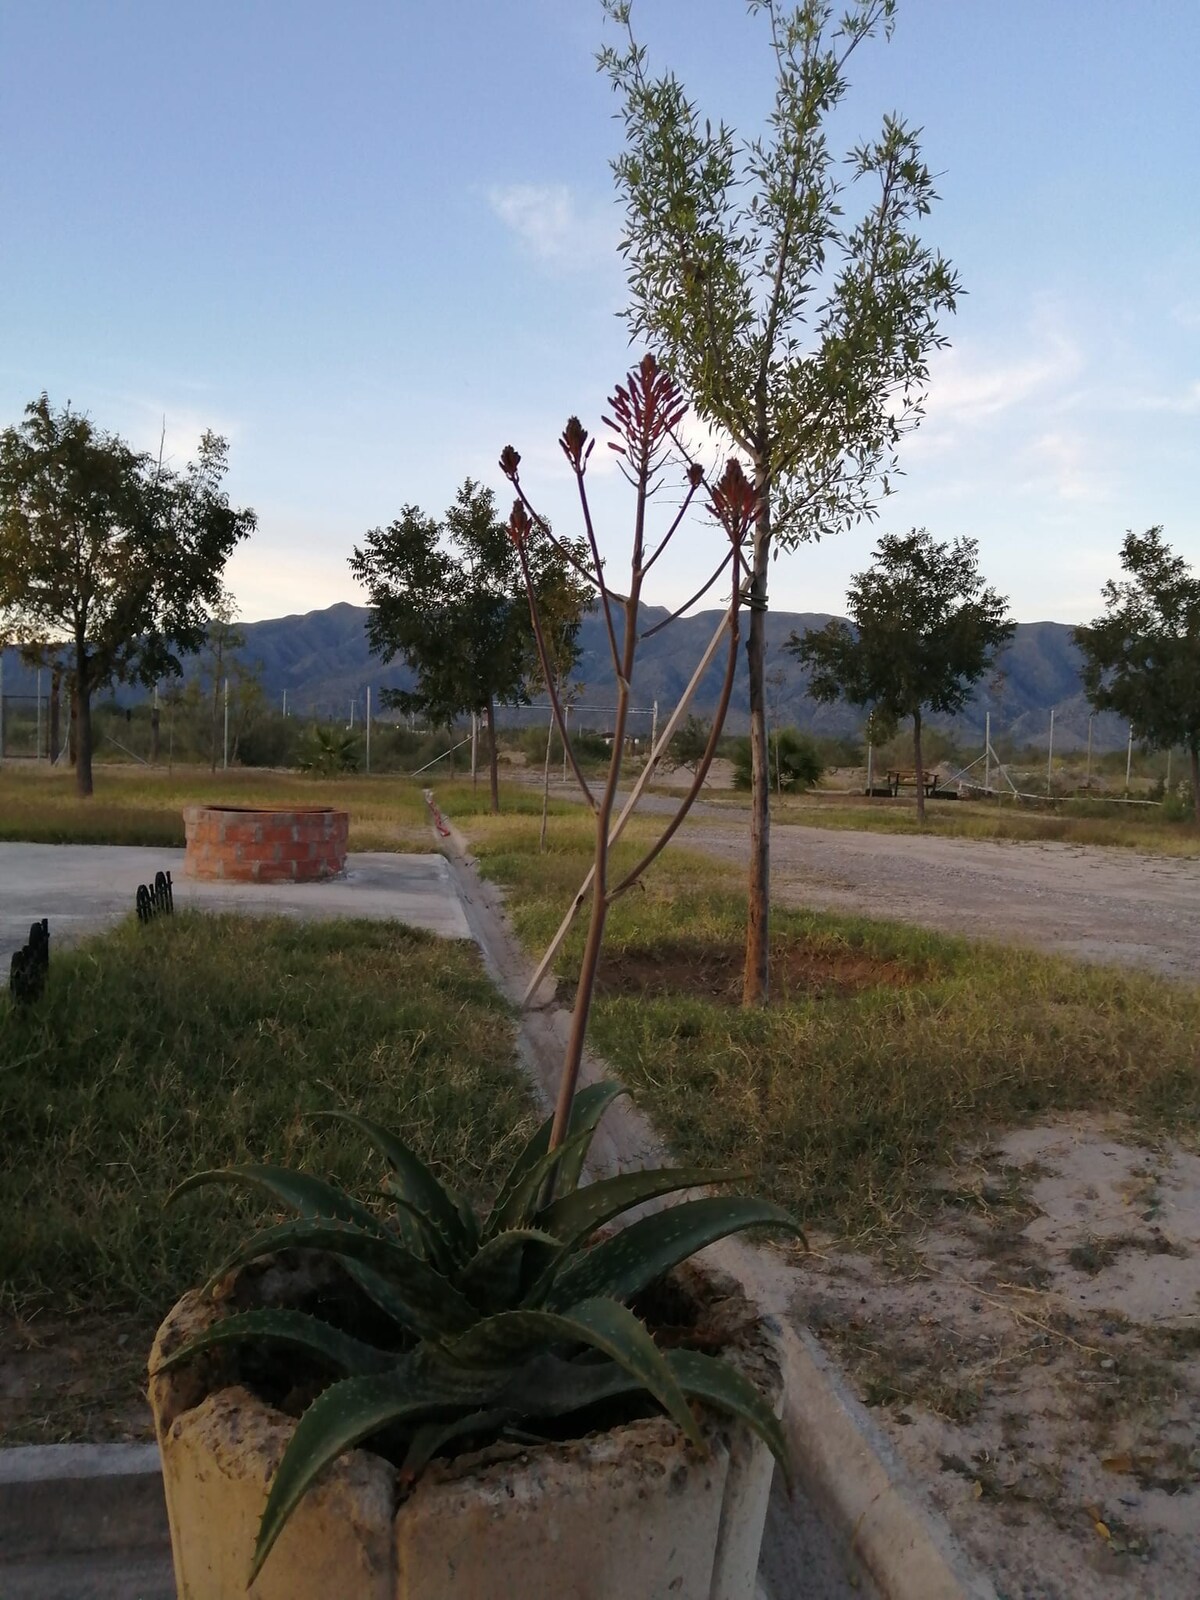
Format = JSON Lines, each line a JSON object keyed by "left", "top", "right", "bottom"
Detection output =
{"left": 182, "top": 805, "right": 349, "bottom": 883}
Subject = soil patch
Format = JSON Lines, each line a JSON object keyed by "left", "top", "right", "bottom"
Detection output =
{"left": 596, "top": 937, "right": 917, "bottom": 1005}
{"left": 0, "top": 1311, "right": 155, "bottom": 1444}
{"left": 790, "top": 1114, "right": 1200, "bottom": 1600}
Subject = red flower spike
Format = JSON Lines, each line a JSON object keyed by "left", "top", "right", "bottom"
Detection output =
{"left": 508, "top": 501, "right": 532, "bottom": 547}
{"left": 603, "top": 354, "right": 687, "bottom": 472}
{"left": 708, "top": 460, "right": 757, "bottom": 548}
{"left": 559, "top": 417, "right": 591, "bottom": 472}
{"left": 499, "top": 446, "right": 521, "bottom": 482}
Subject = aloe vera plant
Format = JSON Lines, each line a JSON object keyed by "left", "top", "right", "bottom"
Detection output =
{"left": 161, "top": 1082, "right": 799, "bottom": 1579}
{"left": 160, "top": 358, "right": 793, "bottom": 1584}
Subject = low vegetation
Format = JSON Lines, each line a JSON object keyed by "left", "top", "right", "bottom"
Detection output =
{"left": 0, "top": 913, "right": 534, "bottom": 1439}
{"left": 466, "top": 810, "right": 1200, "bottom": 1235}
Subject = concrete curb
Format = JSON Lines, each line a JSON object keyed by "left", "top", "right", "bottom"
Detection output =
{"left": 439, "top": 821, "right": 998, "bottom": 1600}
{"left": 0, "top": 1442, "right": 168, "bottom": 1562}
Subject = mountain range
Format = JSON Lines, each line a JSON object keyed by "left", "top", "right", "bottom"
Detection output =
{"left": 0, "top": 602, "right": 1129, "bottom": 752}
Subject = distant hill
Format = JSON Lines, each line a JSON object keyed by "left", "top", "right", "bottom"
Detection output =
{"left": 0, "top": 602, "right": 1130, "bottom": 752}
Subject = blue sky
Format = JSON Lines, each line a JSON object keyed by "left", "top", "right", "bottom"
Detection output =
{"left": 2, "top": 1, "right": 1197, "bottom": 626}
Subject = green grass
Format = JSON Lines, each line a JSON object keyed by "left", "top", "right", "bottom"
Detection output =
{"left": 465, "top": 809, "right": 1200, "bottom": 1238}
{"left": 0, "top": 912, "right": 535, "bottom": 1438}
{"left": 727, "top": 790, "right": 1200, "bottom": 857}
{"left": 0, "top": 762, "right": 574, "bottom": 851}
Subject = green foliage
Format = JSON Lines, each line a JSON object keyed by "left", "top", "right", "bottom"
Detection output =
{"left": 0, "top": 396, "right": 254, "bottom": 795}
{"left": 1075, "top": 529, "right": 1200, "bottom": 822}
{"left": 161, "top": 1086, "right": 798, "bottom": 1580}
{"left": 732, "top": 728, "right": 823, "bottom": 792}
{"left": 297, "top": 723, "right": 361, "bottom": 776}
{"left": 791, "top": 531, "right": 1013, "bottom": 724}
{"left": 667, "top": 713, "right": 712, "bottom": 770}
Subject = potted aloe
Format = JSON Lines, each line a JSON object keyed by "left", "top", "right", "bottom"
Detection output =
{"left": 150, "top": 357, "right": 799, "bottom": 1599}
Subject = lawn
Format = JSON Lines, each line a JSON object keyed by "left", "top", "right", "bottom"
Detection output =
{"left": 0, "top": 911, "right": 535, "bottom": 1441}
{"left": 0, "top": 760, "right": 570, "bottom": 851}
{"left": 466, "top": 808, "right": 1200, "bottom": 1235}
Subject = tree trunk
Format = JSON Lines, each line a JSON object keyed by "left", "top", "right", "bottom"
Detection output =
{"left": 75, "top": 665, "right": 94, "bottom": 798}
{"left": 486, "top": 699, "right": 499, "bottom": 814}
{"left": 49, "top": 669, "right": 61, "bottom": 765}
{"left": 742, "top": 472, "right": 771, "bottom": 1007}
{"left": 912, "top": 709, "right": 925, "bottom": 825}
{"left": 540, "top": 709, "right": 554, "bottom": 852}
{"left": 68, "top": 686, "right": 77, "bottom": 767}
{"left": 1190, "top": 743, "right": 1200, "bottom": 826}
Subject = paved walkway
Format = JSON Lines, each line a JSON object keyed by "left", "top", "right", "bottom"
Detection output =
{"left": 0, "top": 843, "right": 470, "bottom": 970}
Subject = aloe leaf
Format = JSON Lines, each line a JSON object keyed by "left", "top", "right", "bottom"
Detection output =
{"left": 555, "top": 1081, "right": 627, "bottom": 1194}
{"left": 440, "top": 1296, "right": 704, "bottom": 1450}
{"left": 152, "top": 1308, "right": 394, "bottom": 1379}
{"left": 204, "top": 1218, "right": 478, "bottom": 1342}
{"left": 399, "top": 1408, "right": 509, "bottom": 1487}
{"left": 534, "top": 1166, "right": 738, "bottom": 1250}
{"left": 455, "top": 1228, "right": 564, "bottom": 1316}
{"left": 487, "top": 1081, "right": 626, "bottom": 1231}
{"left": 250, "top": 1368, "right": 494, "bottom": 1581}
{"left": 379, "top": 1182, "right": 459, "bottom": 1273}
{"left": 668, "top": 1348, "right": 791, "bottom": 1488}
{"left": 483, "top": 1121, "right": 596, "bottom": 1241}
{"left": 546, "top": 1196, "right": 803, "bottom": 1310}
{"left": 167, "top": 1165, "right": 382, "bottom": 1235}
{"left": 315, "top": 1111, "right": 473, "bottom": 1254}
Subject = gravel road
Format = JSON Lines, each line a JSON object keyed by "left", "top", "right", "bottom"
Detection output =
{"left": 679, "top": 815, "right": 1200, "bottom": 982}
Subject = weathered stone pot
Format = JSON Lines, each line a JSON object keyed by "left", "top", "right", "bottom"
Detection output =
{"left": 149, "top": 1258, "right": 784, "bottom": 1600}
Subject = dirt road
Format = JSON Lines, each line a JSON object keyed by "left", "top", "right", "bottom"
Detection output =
{"left": 680, "top": 815, "right": 1200, "bottom": 981}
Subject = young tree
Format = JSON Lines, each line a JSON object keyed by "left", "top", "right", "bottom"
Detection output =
{"left": 1075, "top": 527, "right": 1200, "bottom": 823}
{"left": 0, "top": 396, "right": 254, "bottom": 796}
{"left": 600, "top": 0, "right": 959, "bottom": 1002}
{"left": 348, "top": 480, "right": 585, "bottom": 813}
{"left": 790, "top": 530, "right": 1013, "bottom": 822}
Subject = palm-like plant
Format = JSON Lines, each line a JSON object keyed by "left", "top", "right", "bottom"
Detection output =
{"left": 159, "top": 1082, "right": 797, "bottom": 1580}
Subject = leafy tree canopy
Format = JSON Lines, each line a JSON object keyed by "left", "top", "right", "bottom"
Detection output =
{"left": 348, "top": 479, "right": 590, "bottom": 810}
{"left": 789, "top": 529, "right": 1012, "bottom": 818}
{"left": 0, "top": 394, "right": 255, "bottom": 794}
{"left": 1075, "top": 527, "right": 1200, "bottom": 820}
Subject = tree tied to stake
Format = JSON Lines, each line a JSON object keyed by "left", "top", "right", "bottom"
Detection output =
{"left": 600, "top": 0, "right": 960, "bottom": 1002}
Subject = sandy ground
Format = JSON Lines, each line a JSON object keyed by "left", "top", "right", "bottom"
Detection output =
{"left": 790, "top": 1116, "right": 1200, "bottom": 1600}
{"left": 679, "top": 813, "right": 1200, "bottom": 983}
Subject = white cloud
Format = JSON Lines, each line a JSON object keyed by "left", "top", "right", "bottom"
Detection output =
{"left": 922, "top": 329, "right": 1082, "bottom": 427}
{"left": 487, "top": 183, "right": 616, "bottom": 272}
{"left": 1025, "top": 429, "right": 1114, "bottom": 505}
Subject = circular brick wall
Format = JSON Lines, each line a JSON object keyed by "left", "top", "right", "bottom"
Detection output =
{"left": 182, "top": 806, "right": 349, "bottom": 883}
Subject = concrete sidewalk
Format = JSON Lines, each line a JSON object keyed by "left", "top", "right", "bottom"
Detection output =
{"left": 0, "top": 843, "right": 471, "bottom": 969}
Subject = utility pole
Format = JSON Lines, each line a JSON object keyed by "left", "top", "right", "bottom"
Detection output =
{"left": 282, "top": 689, "right": 288, "bottom": 719}
{"left": 223, "top": 677, "right": 230, "bottom": 770}
{"left": 36, "top": 668, "right": 43, "bottom": 759}
{"left": 0, "top": 652, "right": 5, "bottom": 765}
{"left": 366, "top": 687, "right": 372, "bottom": 775}
{"left": 1125, "top": 722, "right": 1134, "bottom": 794}
{"left": 866, "top": 740, "right": 873, "bottom": 796}
{"left": 984, "top": 712, "right": 991, "bottom": 794}
{"left": 1085, "top": 714, "right": 1093, "bottom": 789}
{"left": 1046, "top": 708, "right": 1054, "bottom": 797}
{"left": 151, "top": 685, "right": 161, "bottom": 764}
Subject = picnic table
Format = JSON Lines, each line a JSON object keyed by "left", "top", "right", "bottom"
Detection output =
{"left": 886, "top": 768, "right": 940, "bottom": 797}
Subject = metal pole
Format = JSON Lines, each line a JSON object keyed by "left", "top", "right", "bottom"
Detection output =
{"left": 1126, "top": 723, "right": 1133, "bottom": 793}
{"left": 1046, "top": 708, "right": 1054, "bottom": 796}
{"left": 36, "top": 668, "right": 43, "bottom": 759}
{"left": 0, "top": 651, "right": 5, "bottom": 764}
{"left": 366, "top": 687, "right": 371, "bottom": 774}
{"left": 1165, "top": 747, "right": 1172, "bottom": 793}
{"left": 1085, "top": 714, "right": 1093, "bottom": 788}
{"left": 151, "top": 684, "right": 160, "bottom": 764}
{"left": 651, "top": 700, "right": 658, "bottom": 763}
{"left": 282, "top": 689, "right": 287, "bottom": 718}
{"left": 471, "top": 713, "right": 478, "bottom": 783}
{"left": 349, "top": 699, "right": 355, "bottom": 729}
{"left": 984, "top": 712, "right": 991, "bottom": 794}
{"left": 866, "top": 741, "right": 873, "bottom": 795}
{"left": 223, "top": 677, "right": 229, "bottom": 770}
{"left": 562, "top": 705, "right": 569, "bottom": 783}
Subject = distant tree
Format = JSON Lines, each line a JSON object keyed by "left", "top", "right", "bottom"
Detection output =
{"left": 298, "top": 724, "right": 360, "bottom": 777}
{"left": 731, "top": 727, "right": 822, "bottom": 792}
{"left": 1075, "top": 527, "right": 1200, "bottom": 823}
{"left": 348, "top": 480, "right": 586, "bottom": 813}
{"left": 0, "top": 396, "right": 254, "bottom": 796}
{"left": 667, "top": 713, "right": 713, "bottom": 772}
{"left": 601, "top": 0, "right": 960, "bottom": 1002}
{"left": 790, "top": 530, "right": 1013, "bottom": 822}
{"left": 196, "top": 588, "right": 245, "bottom": 773}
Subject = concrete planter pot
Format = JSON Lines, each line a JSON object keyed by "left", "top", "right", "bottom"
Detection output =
{"left": 149, "top": 1258, "right": 783, "bottom": 1600}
